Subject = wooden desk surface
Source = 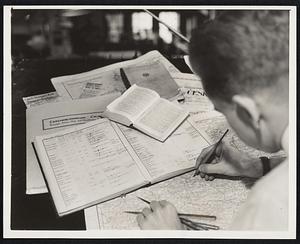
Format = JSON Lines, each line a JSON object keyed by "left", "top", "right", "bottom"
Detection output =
{"left": 11, "top": 56, "right": 190, "bottom": 230}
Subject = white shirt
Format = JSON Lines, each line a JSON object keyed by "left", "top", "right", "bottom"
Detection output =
{"left": 230, "top": 126, "right": 289, "bottom": 230}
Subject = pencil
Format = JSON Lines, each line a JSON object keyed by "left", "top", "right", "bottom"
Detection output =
{"left": 143, "top": 9, "right": 190, "bottom": 43}
{"left": 124, "top": 210, "right": 216, "bottom": 220}
{"left": 124, "top": 211, "right": 219, "bottom": 230}
{"left": 193, "top": 129, "right": 229, "bottom": 177}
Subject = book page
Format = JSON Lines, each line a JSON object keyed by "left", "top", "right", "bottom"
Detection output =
{"left": 134, "top": 98, "right": 189, "bottom": 141}
{"left": 51, "top": 50, "right": 180, "bottom": 100}
{"left": 35, "top": 119, "right": 149, "bottom": 216}
{"left": 117, "top": 118, "right": 209, "bottom": 182}
{"left": 107, "top": 85, "right": 159, "bottom": 122}
{"left": 26, "top": 93, "right": 120, "bottom": 195}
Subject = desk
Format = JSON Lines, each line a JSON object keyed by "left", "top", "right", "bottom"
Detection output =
{"left": 11, "top": 56, "right": 191, "bottom": 230}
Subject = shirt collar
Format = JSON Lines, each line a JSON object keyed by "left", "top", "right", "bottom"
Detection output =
{"left": 281, "top": 125, "right": 289, "bottom": 154}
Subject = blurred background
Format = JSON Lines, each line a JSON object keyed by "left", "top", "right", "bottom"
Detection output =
{"left": 11, "top": 9, "right": 216, "bottom": 61}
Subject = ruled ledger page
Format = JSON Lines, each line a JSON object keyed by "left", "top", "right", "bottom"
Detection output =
{"left": 34, "top": 119, "right": 149, "bottom": 216}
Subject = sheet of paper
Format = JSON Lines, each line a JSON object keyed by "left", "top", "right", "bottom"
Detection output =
{"left": 172, "top": 73, "right": 203, "bottom": 88}
{"left": 23, "top": 91, "right": 68, "bottom": 108}
{"left": 175, "top": 87, "right": 214, "bottom": 114}
{"left": 51, "top": 50, "right": 180, "bottom": 100}
{"left": 123, "top": 62, "right": 179, "bottom": 99}
{"left": 117, "top": 117, "right": 209, "bottom": 183}
{"left": 26, "top": 93, "right": 120, "bottom": 195}
{"left": 35, "top": 119, "right": 149, "bottom": 216}
{"left": 84, "top": 171, "right": 250, "bottom": 230}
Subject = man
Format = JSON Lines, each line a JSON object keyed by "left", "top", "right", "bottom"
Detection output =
{"left": 137, "top": 10, "right": 289, "bottom": 230}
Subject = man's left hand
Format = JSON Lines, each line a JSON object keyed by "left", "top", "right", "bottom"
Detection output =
{"left": 137, "top": 200, "right": 184, "bottom": 230}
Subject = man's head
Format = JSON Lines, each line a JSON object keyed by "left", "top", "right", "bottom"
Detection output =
{"left": 189, "top": 10, "right": 289, "bottom": 152}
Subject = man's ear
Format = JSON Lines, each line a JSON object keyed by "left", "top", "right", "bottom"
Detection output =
{"left": 232, "top": 95, "right": 261, "bottom": 129}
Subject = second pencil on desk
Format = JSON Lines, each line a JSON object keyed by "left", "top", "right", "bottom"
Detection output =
{"left": 124, "top": 211, "right": 216, "bottom": 220}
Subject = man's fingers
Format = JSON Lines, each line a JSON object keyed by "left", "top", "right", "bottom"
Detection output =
{"left": 215, "top": 141, "right": 224, "bottom": 157}
{"left": 210, "top": 158, "right": 218, "bottom": 164}
{"left": 208, "top": 175, "right": 215, "bottom": 181}
{"left": 199, "top": 172, "right": 205, "bottom": 178}
{"left": 159, "top": 200, "right": 169, "bottom": 207}
{"left": 199, "top": 163, "right": 225, "bottom": 175}
{"left": 136, "top": 214, "right": 144, "bottom": 227}
{"left": 150, "top": 201, "right": 160, "bottom": 211}
{"left": 142, "top": 207, "right": 152, "bottom": 216}
{"left": 195, "top": 145, "right": 214, "bottom": 168}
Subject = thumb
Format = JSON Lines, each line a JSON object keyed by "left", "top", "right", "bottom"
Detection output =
{"left": 199, "top": 163, "right": 225, "bottom": 175}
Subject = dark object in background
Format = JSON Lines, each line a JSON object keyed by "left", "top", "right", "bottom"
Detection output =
{"left": 69, "top": 12, "right": 108, "bottom": 55}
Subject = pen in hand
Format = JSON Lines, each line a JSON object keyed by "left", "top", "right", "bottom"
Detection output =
{"left": 193, "top": 129, "right": 229, "bottom": 177}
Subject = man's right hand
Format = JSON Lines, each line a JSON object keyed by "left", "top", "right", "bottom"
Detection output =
{"left": 195, "top": 142, "right": 263, "bottom": 180}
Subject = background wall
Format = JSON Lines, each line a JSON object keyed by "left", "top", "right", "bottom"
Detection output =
{"left": 11, "top": 9, "right": 214, "bottom": 60}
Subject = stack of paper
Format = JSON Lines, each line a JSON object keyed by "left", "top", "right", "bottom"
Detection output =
{"left": 23, "top": 50, "right": 222, "bottom": 220}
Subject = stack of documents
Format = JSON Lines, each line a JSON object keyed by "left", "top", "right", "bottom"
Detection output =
{"left": 24, "top": 50, "right": 215, "bottom": 217}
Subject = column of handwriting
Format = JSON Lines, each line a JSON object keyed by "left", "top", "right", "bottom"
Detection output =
{"left": 43, "top": 120, "right": 145, "bottom": 208}
{"left": 119, "top": 121, "right": 209, "bottom": 180}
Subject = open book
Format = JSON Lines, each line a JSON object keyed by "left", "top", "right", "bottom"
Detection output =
{"left": 104, "top": 84, "right": 189, "bottom": 142}
{"left": 33, "top": 117, "right": 210, "bottom": 217}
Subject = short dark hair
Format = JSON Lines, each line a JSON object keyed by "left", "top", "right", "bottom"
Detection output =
{"left": 189, "top": 10, "right": 289, "bottom": 102}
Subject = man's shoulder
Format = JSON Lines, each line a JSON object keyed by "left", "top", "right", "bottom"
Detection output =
{"left": 250, "top": 160, "right": 288, "bottom": 202}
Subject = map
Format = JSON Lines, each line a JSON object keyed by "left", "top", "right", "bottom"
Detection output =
{"left": 88, "top": 171, "right": 250, "bottom": 230}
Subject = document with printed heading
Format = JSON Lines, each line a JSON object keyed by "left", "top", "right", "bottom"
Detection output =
{"left": 104, "top": 84, "right": 189, "bottom": 142}
{"left": 26, "top": 93, "right": 120, "bottom": 195}
{"left": 23, "top": 91, "right": 68, "bottom": 108}
{"left": 33, "top": 117, "right": 210, "bottom": 216}
{"left": 176, "top": 87, "right": 214, "bottom": 114}
{"left": 51, "top": 50, "right": 180, "bottom": 100}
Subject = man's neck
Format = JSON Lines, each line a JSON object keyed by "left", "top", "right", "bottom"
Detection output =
{"left": 268, "top": 106, "right": 289, "bottom": 150}
{"left": 256, "top": 95, "right": 288, "bottom": 151}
